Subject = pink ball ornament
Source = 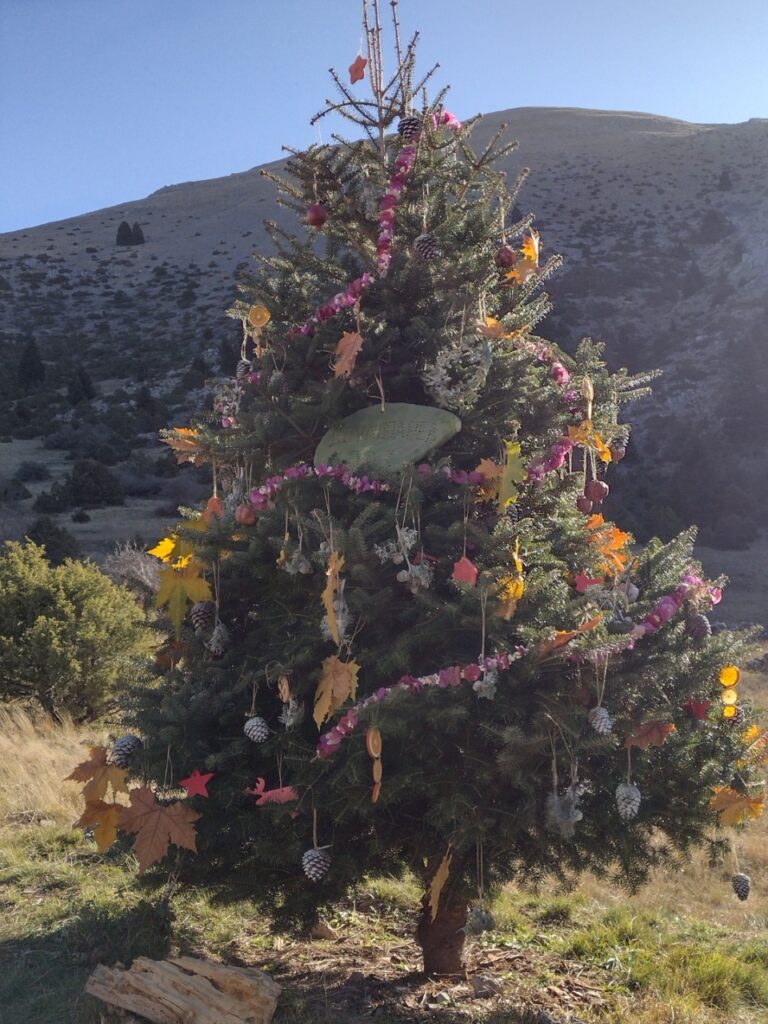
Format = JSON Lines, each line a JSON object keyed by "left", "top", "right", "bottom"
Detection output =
{"left": 306, "top": 203, "right": 328, "bottom": 227}
{"left": 585, "top": 479, "right": 610, "bottom": 504}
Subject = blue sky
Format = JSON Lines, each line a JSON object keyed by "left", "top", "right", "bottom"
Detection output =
{"left": 1, "top": 0, "right": 766, "bottom": 232}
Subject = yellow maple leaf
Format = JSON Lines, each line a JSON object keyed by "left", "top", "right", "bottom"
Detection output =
{"left": 521, "top": 229, "right": 541, "bottom": 264}
{"left": 76, "top": 800, "right": 122, "bottom": 853}
{"left": 148, "top": 536, "right": 177, "bottom": 562}
{"left": 66, "top": 747, "right": 129, "bottom": 803}
{"left": 428, "top": 848, "right": 453, "bottom": 921}
{"left": 313, "top": 655, "right": 360, "bottom": 728}
{"left": 156, "top": 561, "right": 213, "bottom": 635}
{"left": 321, "top": 550, "right": 345, "bottom": 646}
{"left": 333, "top": 331, "right": 365, "bottom": 378}
{"left": 505, "top": 257, "right": 539, "bottom": 286}
{"left": 477, "top": 317, "right": 507, "bottom": 339}
{"left": 710, "top": 786, "right": 765, "bottom": 826}
{"left": 498, "top": 441, "right": 526, "bottom": 509}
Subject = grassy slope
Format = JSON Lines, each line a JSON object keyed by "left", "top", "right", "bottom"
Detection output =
{"left": 1, "top": 671, "right": 768, "bottom": 1024}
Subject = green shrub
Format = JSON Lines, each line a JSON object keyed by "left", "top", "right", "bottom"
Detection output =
{"left": 0, "top": 541, "right": 156, "bottom": 719}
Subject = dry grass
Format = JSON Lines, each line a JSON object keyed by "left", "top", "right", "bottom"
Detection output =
{"left": 0, "top": 707, "right": 106, "bottom": 823}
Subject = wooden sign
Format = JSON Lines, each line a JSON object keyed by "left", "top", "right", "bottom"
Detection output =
{"left": 315, "top": 403, "right": 461, "bottom": 474}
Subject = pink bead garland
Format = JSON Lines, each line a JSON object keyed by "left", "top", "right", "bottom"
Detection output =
{"left": 246, "top": 462, "right": 389, "bottom": 512}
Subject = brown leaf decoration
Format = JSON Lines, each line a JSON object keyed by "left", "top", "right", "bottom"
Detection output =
{"left": 76, "top": 800, "right": 121, "bottom": 852}
{"left": 428, "top": 849, "right": 453, "bottom": 921}
{"left": 117, "top": 786, "right": 200, "bottom": 872}
{"left": 66, "top": 747, "right": 129, "bottom": 803}
{"left": 333, "top": 331, "right": 364, "bottom": 378}
{"left": 710, "top": 786, "right": 765, "bottom": 827}
{"left": 321, "top": 550, "right": 345, "bottom": 646}
{"left": 160, "top": 427, "right": 209, "bottom": 466}
{"left": 313, "top": 655, "right": 360, "bottom": 728}
{"left": 626, "top": 720, "right": 676, "bottom": 750}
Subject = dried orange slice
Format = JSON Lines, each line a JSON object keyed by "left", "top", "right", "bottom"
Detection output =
{"left": 366, "top": 727, "right": 382, "bottom": 759}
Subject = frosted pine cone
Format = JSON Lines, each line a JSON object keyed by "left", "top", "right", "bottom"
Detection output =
{"left": 235, "top": 358, "right": 252, "bottom": 380}
{"left": 302, "top": 847, "right": 331, "bottom": 881}
{"left": 397, "top": 114, "right": 423, "bottom": 140}
{"left": 588, "top": 705, "right": 613, "bottom": 736}
{"left": 243, "top": 716, "right": 270, "bottom": 743}
{"left": 206, "top": 621, "right": 230, "bottom": 656}
{"left": 615, "top": 782, "right": 642, "bottom": 820}
{"left": 686, "top": 613, "right": 712, "bottom": 641}
{"left": 110, "top": 734, "right": 142, "bottom": 768}
{"left": 414, "top": 232, "right": 439, "bottom": 261}
{"left": 190, "top": 600, "right": 216, "bottom": 634}
{"left": 732, "top": 873, "right": 751, "bottom": 901}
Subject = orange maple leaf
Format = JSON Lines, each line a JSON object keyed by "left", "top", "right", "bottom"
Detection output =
{"left": 160, "top": 427, "right": 208, "bottom": 466}
{"left": 117, "top": 786, "right": 200, "bottom": 872}
{"left": 313, "top": 655, "right": 360, "bottom": 728}
{"left": 321, "top": 550, "right": 345, "bottom": 646}
{"left": 349, "top": 54, "right": 367, "bottom": 83}
{"left": 710, "top": 786, "right": 765, "bottom": 827}
{"left": 66, "top": 747, "right": 130, "bottom": 803}
{"left": 333, "top": 331, "right": 364, "bottom": 378}
{"left": 626, "top": 720, "right": 677, "bottom": 750}
{"left": 76, "top": 800, "right": 122, "bottom": 853}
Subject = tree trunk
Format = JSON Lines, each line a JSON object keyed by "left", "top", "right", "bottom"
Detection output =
{"left": 415, "top": 897, "right": 468, "bottom": 976}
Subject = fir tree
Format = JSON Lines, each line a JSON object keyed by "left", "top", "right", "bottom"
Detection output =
{"left": 116, "top": 220, "right": 134, "bottom": 245}
{"left": 131, "top": 222, "right": 146, "bottom": 244}
{"left": 16, "top": 336, "right": 45, "bottom": 390}
{"left": 115, "top": 3, "right": 764, "bottom": 975}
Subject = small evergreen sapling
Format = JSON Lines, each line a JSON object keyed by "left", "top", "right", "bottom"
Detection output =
{"left": 115, "top": 1, "right": 764, "bottom": 975}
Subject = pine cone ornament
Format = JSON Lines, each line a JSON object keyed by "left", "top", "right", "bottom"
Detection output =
{"left": 414, "top": 232, "right": 439, "bottom": 261}
{"left": 235, "top": 358, "right": 252, "bottom": 380}
{"left": 190, "top": 600, "right": 216, "bottom": 635}
{"left": 732, "top": 873, "right": 751, "bottom": 901}
{"left": 397, "top": 114, "right": 423, "bottom": 140}
{"left": 728, "top": 706, "right": 746, "bottom": 726}
{"left": 615, "top": 782, "right": 641, "bottom": 820}
{"left": 464, "top": 906, "right": 496, "bottom": 934}
{"left": 206, "top": 621, "right": 230, "bottom": 656}
{"left": 588, "top": 705, "right": 613, "bottom": 736}
{"left": 110, "top": 734, "right": 142, "bottom": 768}
{"left": 302, "top": 847, "right": 331, "bottom": 881}
{"left": 686, "top": 613, "right": 712, "bottom": 641}
{"left": 244, "top": 716, "right": 270, "bottom": 743}
{"left": 505, "top": 503, "right": 520, "bottom": 524}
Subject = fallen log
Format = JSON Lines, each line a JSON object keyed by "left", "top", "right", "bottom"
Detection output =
{"left": 86, "top": 955, "right": 281, "bottom": 1024}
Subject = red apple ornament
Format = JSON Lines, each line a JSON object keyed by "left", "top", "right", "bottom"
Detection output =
{"left": 306, "top": 203, "right": 328, "bottom": 228}
{"left": 576, "top": 495, "right": 593, "bottom": 514}
{"left": 585, "top": 479, "right": 609, "bottom": 504}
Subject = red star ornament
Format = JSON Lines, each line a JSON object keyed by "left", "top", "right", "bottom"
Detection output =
{"left": 452, "top": 556, "right": 478, "bottom": 586}
{"left": 179, "top": 768, "right": 215, "bottom": 798}
{"left": 349, "top": 54, "right": 367, "bottom": 83}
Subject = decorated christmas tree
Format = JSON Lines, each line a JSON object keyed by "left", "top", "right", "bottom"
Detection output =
{"left": 72, "top": 1, "right": 765, "bottom": 976}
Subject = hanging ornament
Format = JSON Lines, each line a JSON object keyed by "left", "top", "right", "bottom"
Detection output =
{"left": 190, "top": 600, "right": 216, "bottom": 635}
{"left": 452, "top": 555, "right": 478, "bottom": 586}
{"left": 348, "top": 53, "right": 367, "bottom": 84}
{"left": 732, "top": 873, "right": 751, "bottom": 901}
{"left": 585, "top": 479, "right": 610, "bottom": 504}
{"left": 246, "top": 777, "right": 299, "bottom": 807}
{"left": 278, "top": 697, "right": 305, "bottom": 730}
{"left": 472, "top": 668, "right": 498, "bottom": 700}
{"left": 588, "top": 705, "right": 613, "bottom": 736}
{"left": 576, "top": 495, "right": 593, "bottom": 515}
{"left": 686, "top": 613, "right": 712, "bottom": 641}
{"left": 494, "top": 244, "right": 516, "bottom": 269}
{"left": 367, "top": 727, "right": 383, "bottom": 803}
{"left": 545, "top": 783, "right": 585, "bottom": 838}
{"left": 179, "top": 768, "right": 215, "bottom": 798}
{"left": 414, "top": 232, "right": 439, "bottom": 260}
{"left": 302, "top": 846, "right": 332, "bottom": 881}
{"left": 306, "top": 203, "right": 328, "bottom": 228}
{"left": 615, "top": 781, "right": 641, "bottom": 820}
{"left": 206, "top": 621, "right": 230, "bottom": 656}
{"left": 110, "top": 734, "right": 142, "bottom": 769}
{"left": 463, "top": 906, "right": 496, "bottom": 934}
{"left": 235, "top": 358, "right": 252, "bottom": 380}
{"left": 397, "top": 114, "right": 423, "bottom": 140}
{"left": 244, "top": 716, "right": 270, "bottom": 743}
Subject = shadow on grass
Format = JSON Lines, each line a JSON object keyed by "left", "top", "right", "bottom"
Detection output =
{"left": 0, "top": 899, "right": 172, "bottom": 1024}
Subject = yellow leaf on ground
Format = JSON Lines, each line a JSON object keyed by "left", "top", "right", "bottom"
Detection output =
{"left": 76, "top": 800, "right": 122, "bottom": 852}
{"left": 117, "top": 786, "right": 200, "bottom": 873}
{"left": 313, "top": 656, "right": 360, "bottom": 728}
{"left": 710, "top": 786, "right": 765, "bottom": 827}
{"left": 428, "top": 849, "right": 453, "bottom": 921}
{"left": 66, "top": 747, "right": 129, "bottom": 803}
{"left": 333, "top": 331, "right": 365, "bottom": 378}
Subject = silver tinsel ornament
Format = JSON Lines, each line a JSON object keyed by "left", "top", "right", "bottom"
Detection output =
{"left": 472, "top": 669, "right": 498, "bottom": 700}
{"left": 545, "top": 783, "right": 585, "bottom": 838}
{"left": 277, "top": 698, "right": 305, "bottom": 730}
{"left": 206, "top": 621, "right": 230, "bottom": 656}
{"left": 588, "top": 705, "right": 613, "bottom": 736}
{"left": 110, "top": 734, "right": 142, "bottom": 768}
{"left": 302, "top": 847, "right": 331, "bottom": 881}
{"left": 732, "top": 873, "right": 751, "bottom": 901}
{"left": 243, "top": 716, "right": 270, "bottom": 743}
{"left": 615, "top": 782, "right": 642, "bottom": 820}
{"left": 463, "top": 906, "right": 496, "bottom": 934}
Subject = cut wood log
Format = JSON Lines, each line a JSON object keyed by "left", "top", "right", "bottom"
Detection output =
{"left": 86, "top": 955, "right": 281, "bottom": 1024}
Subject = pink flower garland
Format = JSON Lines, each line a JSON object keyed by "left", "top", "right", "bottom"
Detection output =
{"left": 316, "top": 649, "right": 520, "bottom": 759}
{"left": 246, "top": 462, "right": 389, "bottom": 512}
{"left": 295, "top": 273, "right": 374, "bottom": 337}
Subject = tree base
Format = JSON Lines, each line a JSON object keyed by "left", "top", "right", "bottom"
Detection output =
{"left": 415, "top": 900, "right": 468, "bottom": 977}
